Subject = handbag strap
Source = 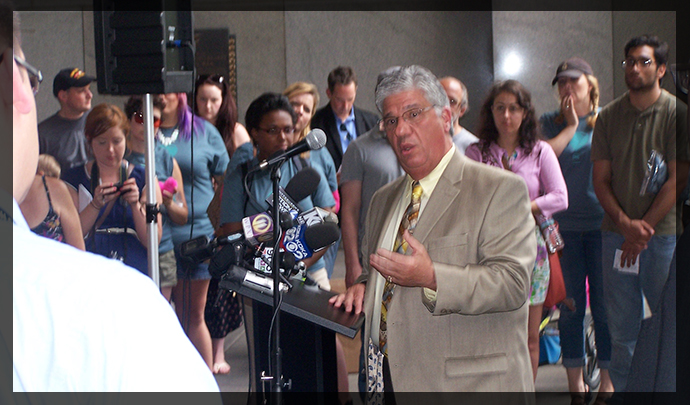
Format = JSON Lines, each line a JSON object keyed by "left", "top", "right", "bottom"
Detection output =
{"left": 86, "top": 161, "right": 130, "bottom": 240}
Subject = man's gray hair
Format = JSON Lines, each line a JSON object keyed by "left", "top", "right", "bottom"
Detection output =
{"left": 375, "top": 65, "right": 450, "bottom": 116}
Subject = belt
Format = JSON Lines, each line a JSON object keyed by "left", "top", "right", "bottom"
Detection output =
{"left": 96, "top": 227, "right": 139, "bottom": 238}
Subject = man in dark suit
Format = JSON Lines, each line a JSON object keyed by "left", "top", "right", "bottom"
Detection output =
{"left": 310, "top": 66, "right": 379, "bottom": 170}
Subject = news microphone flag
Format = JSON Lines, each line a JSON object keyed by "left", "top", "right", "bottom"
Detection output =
{"left": 242, "top": 212, "right": 274, "bottom": 246}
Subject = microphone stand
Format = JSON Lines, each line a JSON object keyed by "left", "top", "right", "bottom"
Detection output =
{"left": 143, "top": 94, "right": 160, "bottom": 287}
{"left": 270, "top": 159, "right": 286, "bottom": 400}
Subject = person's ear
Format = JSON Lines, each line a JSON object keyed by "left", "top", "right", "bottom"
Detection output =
{"left": 10, "top": 50, "right": 34, "bottom": 115}
{"left": 326, "top": 88, "right": 332, "bottom": 100}
{"left": 57, "top": 89, "right": 67, "bottom": 104}
{"left": 458, "top": 103, "right": 468, "bottom": 118}
{"left": 441, "top": 106, "right": 452, "bottom": 133}
{"left": 657, "top": 63, "right": 667, "bottom": 80}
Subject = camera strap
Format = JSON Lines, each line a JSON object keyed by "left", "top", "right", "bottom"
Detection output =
{"left": 86, "top": 161, "right": 129, "bottom": 245}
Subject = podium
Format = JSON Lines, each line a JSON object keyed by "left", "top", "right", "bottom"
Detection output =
{"left": 219, "top": 274, "right": 364, "bottom": 394}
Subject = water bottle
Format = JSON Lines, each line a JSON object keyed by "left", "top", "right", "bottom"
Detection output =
{"left": 537, "top": 214, "right": 564, "bottom": 254}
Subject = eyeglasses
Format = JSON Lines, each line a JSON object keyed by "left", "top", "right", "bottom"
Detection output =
{"left": 380, "top": 106, "right": 434, "bottom": 132}
{"left": 134, "top": 112, "right": 161, "bottom": 128}
{"left": 448, "top": 97, "right": 458, "bottom": 107}
{"left": 13, "top": 54, "right": 43, "bottom": 95}
{"left": 258, "top": 126, "right": 295, "bottom": 136}
{"left": 622, "top": 57, "right": 655, "bottom": 69}
{"left": 491, "top": 103, "right": 524, "bottom": 115}
{"left": 491, "top": 104, "right": 525, "bottom": 115}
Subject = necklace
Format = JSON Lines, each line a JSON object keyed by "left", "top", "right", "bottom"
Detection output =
{"left": 158, "top": 127, "right": 179, "bottom": 146}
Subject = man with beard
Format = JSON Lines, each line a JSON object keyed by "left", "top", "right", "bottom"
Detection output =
{"left": 592, "top": 35, "right": 689, "bottom": 396}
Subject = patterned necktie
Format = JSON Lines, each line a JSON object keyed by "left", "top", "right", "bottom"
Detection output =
{"left": 379, "top": 180, "right": 423, "bottom": 357}
{"left": 340, "top": 123, "right": 353, "bottom": 141}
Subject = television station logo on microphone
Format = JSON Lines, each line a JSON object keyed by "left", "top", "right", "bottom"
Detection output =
{"left": 242, "top": 212, "right": 274, "bottom": 246}
{"left": 252, "top": 213, "right": 272, "bottom": 234}
{"left": 281, "top": 225, "right": 312, "bottom": 260}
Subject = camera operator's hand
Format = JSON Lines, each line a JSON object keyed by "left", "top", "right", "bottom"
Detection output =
{"left": 119, "top": 178, "right": 140, "bottom": 207}
{"left": 91, "top": 182, "right": 120, "bottom": 210}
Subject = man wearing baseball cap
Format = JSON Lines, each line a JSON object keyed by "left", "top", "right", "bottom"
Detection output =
{"left": 38, "top": 67, "right": 95, "bottom": 174}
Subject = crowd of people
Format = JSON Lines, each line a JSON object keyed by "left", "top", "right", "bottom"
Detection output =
{"left": 8, "top": 3, "right": 687, "bottom": 401}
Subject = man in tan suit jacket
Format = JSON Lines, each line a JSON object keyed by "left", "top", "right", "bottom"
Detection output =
{"left": 331, "top": 66, "right": 536, "bottom": 397}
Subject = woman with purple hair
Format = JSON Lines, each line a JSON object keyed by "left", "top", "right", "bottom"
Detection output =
{"left": 157, "top": 92, "right": 229, "bottom": 369}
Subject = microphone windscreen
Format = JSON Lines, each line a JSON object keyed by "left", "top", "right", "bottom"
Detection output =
{"left": 281, "top": 250, "right": 296, "bottom": 271}
{"left": 279, "top": 211, "right": 295, "bottom": 231}
{"left": 209, "top": 244, "right": 237, "bottom": 279}
{"left": 304, "top": 222, "right": 340, "bottom": 251}
{"left": 285, "top": 167, "right": 320, "bottom": 202}
{"left": 305, "top": 128, "right": 327, "bottom": 150}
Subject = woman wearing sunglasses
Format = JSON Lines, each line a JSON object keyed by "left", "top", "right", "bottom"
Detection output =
{"left": 124, "top": 95, "right": 189, "bottom": 302}
{"left": 156, "top": 91, "right": 230, "bottom": 371}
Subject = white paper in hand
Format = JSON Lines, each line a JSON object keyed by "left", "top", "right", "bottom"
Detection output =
{"left": 613, "top": 249, "right": 639, "bottom": 275}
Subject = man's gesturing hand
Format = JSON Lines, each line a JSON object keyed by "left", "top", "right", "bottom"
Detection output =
{"left": 369, "top": 230, "right": 436, "bottom": 291}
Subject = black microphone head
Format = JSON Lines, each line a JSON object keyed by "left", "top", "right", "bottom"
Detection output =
{"left": 305, "top": 128, "right": 327, "bottom": 150}
{"left": 280, "top": 250, "right": 296, "bottom": 274}
{"left": 279, "top": 211, "right": 295, "bottom": 231}
{"left": 284, "top": 167, "right": 320, "bottom": 202}
{"left": 303, "top": 222, "right": 341, "bottom": 251}
{"left": 209, "top": 244, "right": 237, "bottom": 279}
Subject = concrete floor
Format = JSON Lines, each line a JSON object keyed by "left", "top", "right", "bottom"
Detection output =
{"left": 211, "top": 245, "right": 583, "bottom": 403}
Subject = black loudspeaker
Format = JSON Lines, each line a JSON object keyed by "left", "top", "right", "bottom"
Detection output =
{"left": 93, "top": 1, "right": 194, "bottom": 95}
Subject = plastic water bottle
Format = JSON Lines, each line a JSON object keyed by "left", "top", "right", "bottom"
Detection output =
{"left": 538, "top": 215, "right": 564, "bottom": 254}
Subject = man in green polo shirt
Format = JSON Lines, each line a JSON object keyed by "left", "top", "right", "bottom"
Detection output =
{"left": 592, "top": 34, "right": 689, "bottom": 396}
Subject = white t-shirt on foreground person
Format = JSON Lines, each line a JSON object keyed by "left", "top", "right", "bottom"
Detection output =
{"left": 11, "top": 199, "right": 220, "bottom": 394}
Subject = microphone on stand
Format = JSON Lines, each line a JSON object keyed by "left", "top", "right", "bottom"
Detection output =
{"left": 229, "top": 222, "right": 340, "bottom": 295}
{"left": 242, "top": 166, "right": 322, "bottom": 246}
{"left": 257, "top": 129, "right": 327, "bottom": 171}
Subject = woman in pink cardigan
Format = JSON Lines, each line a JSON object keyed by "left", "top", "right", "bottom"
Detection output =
{"left": 466, "top": 79, "right": 568, "bottom": 382}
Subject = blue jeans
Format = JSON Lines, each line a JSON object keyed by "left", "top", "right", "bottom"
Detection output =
{"left": 602, "top": 231, "right": 676, "bottom": 392}
{"left": 558, "top": 230, "right": 611, "bottom": 369}
{"left": 323, "top": 234, "right": 341, "bottom": 279}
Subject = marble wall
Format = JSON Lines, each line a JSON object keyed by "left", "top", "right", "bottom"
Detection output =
{"left": 492, "top": 11, "right": 677, "bottom": 120}
{"left": 19, "top": 11, "right": 677, "bottom": 132}
{"left": 283, "top": 11, "right": 493, "bottom": 130}
{"left": 492, "top": 11, "right": 614, "bottom": 120}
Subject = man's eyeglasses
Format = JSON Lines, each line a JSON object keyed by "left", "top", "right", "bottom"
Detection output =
{"left": 258, "top": 126, "right": 295, "bottom": 136}
{"left": 14, "top": 54, "right": 43, "bottom": 95}
{"left": 134, "top": 112, "right": 161, "bottom": 128}
{"left": 380, "top": 106, "right": 434, "bottom": 132}
{"left": 622, "top": 57, "right": 655, "bottom": 70}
